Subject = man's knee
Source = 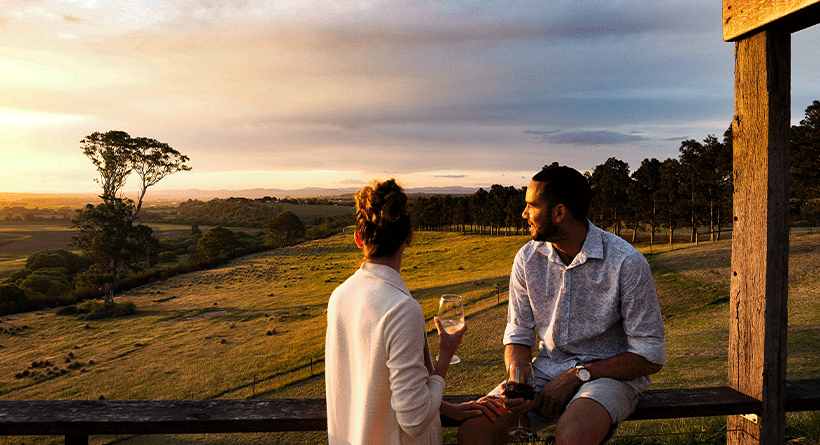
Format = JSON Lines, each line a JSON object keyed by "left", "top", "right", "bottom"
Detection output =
{"left": 554, "top": 398, "right": 612, "bottom": 445}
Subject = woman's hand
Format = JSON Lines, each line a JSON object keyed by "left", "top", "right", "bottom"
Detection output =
{"left": 441, "top": 396, "right": 506, "bottom": 422}
{"left": 431, "top": 317, "right": 466, "bottom": 379}
{"left": 434, "top": 317, "right": 466, "bottom": 360}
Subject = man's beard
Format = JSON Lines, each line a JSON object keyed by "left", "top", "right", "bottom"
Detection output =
{"left": 530, "top": 220, "right": 560, "bottom": 242}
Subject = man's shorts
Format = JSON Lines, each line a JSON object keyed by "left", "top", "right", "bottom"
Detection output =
{"left": 489, "top": 370, "right": 640, "bottom": 434}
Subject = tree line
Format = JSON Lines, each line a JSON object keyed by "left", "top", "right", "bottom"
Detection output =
{"left": 409, "top": 100, "right": 820, "bottom": 242}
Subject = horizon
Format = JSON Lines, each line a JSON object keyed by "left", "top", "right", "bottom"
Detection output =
{"left": 0, "top": 184, "right": 496, "bottom": 206}
{"left": 2, "top": 1, "right": 819, "bottom": 194}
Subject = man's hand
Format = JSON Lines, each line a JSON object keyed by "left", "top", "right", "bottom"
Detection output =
{"left": 532, "top": 368, "right": 580, "bottom": 418}
{"left": 501, "top": 394, "right": 535, "bottom": 416}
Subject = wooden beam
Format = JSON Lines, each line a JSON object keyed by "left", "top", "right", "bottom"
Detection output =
{"left": 729, "top": 28, "right": 790, "bottom": 445}
{"left": 723, "top": 0, "right": 820, "bottom": 41}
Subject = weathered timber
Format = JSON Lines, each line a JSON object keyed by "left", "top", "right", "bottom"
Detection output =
{"left": 723, "top": 0, "right": 820, "bottom": 41}
{"left": 2, "top": 381, "right": 819, "bottom": 442}
{"left": 729, "top": 27, "right": 791, "bottom": 445}
{"left": 0, "top": 398, "right": 328, "bottom": 435}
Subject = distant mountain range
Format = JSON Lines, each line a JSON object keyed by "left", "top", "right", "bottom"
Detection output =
{"left": 0, "top": 186, "right": 484, "bottom": 209}
{"left": 149, "top": 186, "right": 481, "bottom": 201}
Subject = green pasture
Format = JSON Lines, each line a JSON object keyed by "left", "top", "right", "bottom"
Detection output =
{"left": 0, "top": 230, "right": 818, "bottom": 444}
{"left": 0, "top": 222, "right": 79, "bottom": 279}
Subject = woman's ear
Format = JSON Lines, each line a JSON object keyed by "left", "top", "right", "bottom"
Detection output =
{"left": 406, "top": 228, "right": 414, "bottom": 247}
{"left": 354, "top": 231, "right": 364, "bottom": 249}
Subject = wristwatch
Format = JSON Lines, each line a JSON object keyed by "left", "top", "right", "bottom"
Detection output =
{"left": 575, "top": 364, "right": 591, "bottom": 383}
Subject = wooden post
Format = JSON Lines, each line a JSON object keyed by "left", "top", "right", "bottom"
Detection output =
{"left": 728, "top": 28, "right": 790, "bottom": 445}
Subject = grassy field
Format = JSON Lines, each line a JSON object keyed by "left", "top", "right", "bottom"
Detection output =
{"left": 0, "top": 221, "right": 264, "bottom": 279}
{"left": 0, "top": 230, "right": 818, "bottom": 444}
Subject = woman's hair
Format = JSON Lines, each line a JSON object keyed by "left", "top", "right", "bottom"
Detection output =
{"left": 355, "top": 179, "right": 412, "bottom": 259}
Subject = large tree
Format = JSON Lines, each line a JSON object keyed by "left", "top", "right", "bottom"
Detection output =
{"left": 131, "top": 136, "right": 192, "bottom": 219}
{"left": 81, "top": 131, "right": 190, "bottom": 219}
{"left": 198, "top": 226, "right": 240, "bottom": 258}
{"left": 630, "top": 158, "right": 662, "bottom": 244}
{"left": 791, "top": 100, "right": 820, "bottom": 222}
{"left": 80, "top": 131, "right": 134, "bottom": 204}
{"left": 266, "top": 211, "right": 306, "bottom": 247}
{"left": 657, "top": 158, "right": 681, "bottom": 244}
{"left": 72, "top": 131, "right": 190, "bottom": 303}
{"left": 71, "top": 199, "right": 159, "bottom": 302}
{"left": 589, "top": 157, "right": 631, "bottom": 236}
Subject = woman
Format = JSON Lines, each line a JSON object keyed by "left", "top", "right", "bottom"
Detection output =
{"left": 325, "top": 179, "right": 498, "bottom": 445}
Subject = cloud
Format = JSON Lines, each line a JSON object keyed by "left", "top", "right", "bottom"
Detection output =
{"left": 338, "top": 178, "right": 366, "bottom": 185}
{"left": 525, "top": 130, "right": 647, "bottom": 145}
{"left": 63, "top": 14, "right": 82, "bottom": 24}
{"left": 3, "top": 0, "right": 818, "bottom": 194}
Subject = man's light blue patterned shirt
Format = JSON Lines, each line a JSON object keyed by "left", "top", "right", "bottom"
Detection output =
{"left": 504, "top": 222, "right": 666, "bottom": 393}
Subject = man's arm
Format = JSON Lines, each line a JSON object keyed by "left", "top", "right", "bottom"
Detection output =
{"left": 504, "top": 343, "right": 533, "bottom": 370}
{"left": 584, "top": 351, "right": 663, "bottom": 381}
{"left": 533, "top": 352, "right": 662, "bottom": 418}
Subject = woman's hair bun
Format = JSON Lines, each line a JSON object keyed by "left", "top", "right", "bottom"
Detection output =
{"left": 355, "top": 179, "right": 411, "bottom": 259}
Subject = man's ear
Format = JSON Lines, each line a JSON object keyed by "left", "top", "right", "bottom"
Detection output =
{"left": 354, "top": 231, "right": 364, "bottom": 249}
{"left": 554, "top": 204, "right": 567, "bottom": 223}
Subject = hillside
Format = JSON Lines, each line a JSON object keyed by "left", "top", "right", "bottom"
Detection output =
{"left": 1, "top": 231, "right": 819, "bottom": 444}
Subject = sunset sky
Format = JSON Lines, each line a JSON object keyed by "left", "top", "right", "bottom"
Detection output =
{"left": 2, "top": 1, "right": 819, "bottom": 195}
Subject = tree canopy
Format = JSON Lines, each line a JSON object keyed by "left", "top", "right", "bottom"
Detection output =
{"left": 266, "top": 211, "right": 307, "bottom": 247}
{"left": 73, "top": 131, "right": 190, "bottom": 303}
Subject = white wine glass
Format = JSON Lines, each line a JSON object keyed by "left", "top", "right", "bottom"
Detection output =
{"left": 504, "top": 362, "right": 535, "bottom": 440}
{"left": 436, "top": 294, "right": 464, "bottom": 364}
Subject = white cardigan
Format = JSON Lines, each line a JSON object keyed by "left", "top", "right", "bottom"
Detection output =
{"left": 326, "top": 262, "right": 445, "bottom": 445}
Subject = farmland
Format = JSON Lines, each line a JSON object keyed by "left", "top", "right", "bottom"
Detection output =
{"left": 0, "top": 229, "right": 818, "bottom": 444}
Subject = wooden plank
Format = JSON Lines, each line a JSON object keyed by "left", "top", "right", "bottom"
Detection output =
{"left": 0, "top": 399, "right": 328, "bottom": 435}
{"left": 723, "top": 0, "right": 820, "bottom": 41}
{"left": 729, "top": 28, "right": 791, "bottom": 445}
{"left": 786, "top": 379, "right": 820, "bottom": 412}
{"left": 628, "top": 387, "right": 760, "bottom": 420}
{"left": 1, "top": 383, "right": 818, "bottom": 437}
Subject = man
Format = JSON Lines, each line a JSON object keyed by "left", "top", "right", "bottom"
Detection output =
{"left": 459, "top": 166, "right": 666, "bottom": 445}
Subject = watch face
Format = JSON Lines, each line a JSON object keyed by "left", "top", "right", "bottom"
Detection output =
{"left": 578, "top": 368, "right": 591, "bottom": 382}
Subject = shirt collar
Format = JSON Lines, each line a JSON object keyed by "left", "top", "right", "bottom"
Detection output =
{"left": 537, "top": 220, "right": 604, "bottom": 267}
{"left": 358, "top": 262, "right": 411, "bottom": 296}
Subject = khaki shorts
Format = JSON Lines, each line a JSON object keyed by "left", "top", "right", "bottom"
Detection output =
{"left": 489, "top": 374, "right": 639, "bottom": 434}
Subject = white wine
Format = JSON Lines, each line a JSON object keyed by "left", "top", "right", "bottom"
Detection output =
{"left": 440, "top": 319, "right": 464, "bottom": 334}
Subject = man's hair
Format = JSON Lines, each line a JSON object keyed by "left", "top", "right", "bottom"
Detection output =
{"left": 531, "top": 165, "right": 592, "bottom": 221}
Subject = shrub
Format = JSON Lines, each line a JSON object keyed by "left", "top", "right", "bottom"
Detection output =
{"left": 0, "top": 284, "right": 35, "bottom": 315}
{"left": 198, "top": 226, "right": 240, "bottom": 258}
{"left": 76, "top": 300, "right": 137, "bottom": 319}
{"left": 25, "top": 250, "right": 92, "bottom": 275}
{"left": 266, "top": 211, "right": 306, "bottom": 247}
{"left": 0, "top": 284, "right": 27, "bottom": 304}
{"left": 26, "top": 252, "right": 68, "bottom": 271}
{"left": 19, "top": 269, "right": 70, "bottom": 298}
{"left": 20, "top": 274, "right": 53, "bottom": 295}
{"left": 158, "top": 251, "right": 178, "bottom": 263}
{"left": 8, "top": 269, "right": 32, "bottom": 283}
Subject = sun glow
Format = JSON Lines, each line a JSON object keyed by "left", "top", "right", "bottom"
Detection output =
{"left": 0, "top": 57, "right": 75, "bottom": 86}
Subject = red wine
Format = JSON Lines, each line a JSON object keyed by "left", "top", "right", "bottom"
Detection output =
{"left": 503, "top": 382, "right": 535, "bottom": 400}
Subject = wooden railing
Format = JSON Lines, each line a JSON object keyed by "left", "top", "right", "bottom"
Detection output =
{"left": 2, "top": 380, "right": 819, "bottom": 444}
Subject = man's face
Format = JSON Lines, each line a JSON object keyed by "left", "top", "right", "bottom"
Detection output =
{"left": 522, "top": 181, "right": 558, "bottom": 242}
